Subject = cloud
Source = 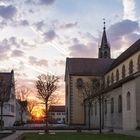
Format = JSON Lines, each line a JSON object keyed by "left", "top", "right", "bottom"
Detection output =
{"left": 103, "top": 19, "right": 140, "bottom": 58}
{"left": 19, "top": 20, "right": 29, "bottom": 26}
{"left": 122, "top": 0, "right": 136, "bottom": 20}
{"left": 0, "top": 39, "right": 11, "bottom": 60}
{"left": 25, "top": 0, "right": 55, "bottom": 5}
{"left": 34, "top": 20, "right": 44, "bottom": 31}
{"left": 11, "top": 49, "right": 24, "bottom": 57}
{"left": 43, "top": 30, "right": 57, "bottom": 42}
{"left": 60, "top": 22, "right": 78, "bottom": 29}
{"left": 29, "top": 56, "right": 48, "bottom": 67}
{"left": 108, "top": 19, "right": 139, "bottom": 41}
{"left": 0, "top": 5, "right": 17, "bottom": 20}
{"left": 69, "top": 42, "right": 97, "bottom": 58}
{"left": 39, "top": 0, "right": 55, "bottom": 5}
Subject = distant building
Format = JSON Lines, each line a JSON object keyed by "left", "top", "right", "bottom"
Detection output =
{"left": 48, "top": 105, "right": 65, "bottom": 124}
{"left": 16, "top": 99, "right": 29, "bottom": 123}
{"left": 0, "top": 70, "right": 16, "bottom": 127}
{"left": 65, "top": 22, "right": 140, "bottom": 130}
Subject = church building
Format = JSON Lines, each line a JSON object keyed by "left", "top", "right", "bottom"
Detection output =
{"left": 65, "top": 22, "right": 140, "bottom": 130}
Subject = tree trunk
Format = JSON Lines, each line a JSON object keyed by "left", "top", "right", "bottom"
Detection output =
{"left": 45, "top": 101, "right": 48, "bottom": 133}
{"left": 20, "top": 111, "right": 23, "bottom": 125}
{"left": 0, "top": 102, "right": 3, "bottom": 129}
{"left": 99, "top": 95, "right": 102, "bottom": 133}
{"left": 88, "top": 103, "right": 91, "bottom": 129}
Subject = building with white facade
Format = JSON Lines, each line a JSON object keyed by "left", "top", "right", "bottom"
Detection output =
{"left": 0, "top": 70, "right": 16, "bottom": 127}
{"left": 48, "top": 105, "right": 65, "bottom": 124}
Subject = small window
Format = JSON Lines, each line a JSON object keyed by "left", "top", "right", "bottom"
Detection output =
{"left": 118, "top": 95, "right": 122, "bottom": 113}
{"left": 111, "top": 98, "right": 114, "bottom": 114}
{"left": 111, "top": 73, "right": 114, "bottom": 84}
{"left": 107, "top": 75, "right": 110, "bottom": 86}
{"left": 104, "top": 51, "right": 108, "bottom": 58}
{"left": 76, "top": 78, "right": 83, "bottom": 88}
{"left": 129, "top": 60, "right": 133, "bottom": 75}
{"left": 104, "top": 99, "right": 107, "bottom": 114}
{"left": 122, "top": 65, "right": 126, "bottom": 79}
{"left": 116, "top": 69, "right": 119, "bottom": 82}
{"left": 138, "top": 55, "right": 140, "bottom": 71}
{"left": 127, "top": 92, "right": 131, "bottom": 111}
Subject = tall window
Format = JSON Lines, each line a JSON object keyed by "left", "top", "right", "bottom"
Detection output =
{"left": 116, "top": 69, "right": 119, "bottom": 82}
{"left": 107, "top": 75, "right": 110, "bottom": 86}
{"left": 111, "top": 72, "right": 114, "bottom": 84}
{"left": 129, "top": 60, "right": 133, "bottom": 75}
{"left": 122, "top": 65, "right": 126, "bottom": 79}
{"left": 127, "top": 92, "right": 131, "bottom": 111}
{"left": 105, "top": 99, "right": 107, "bottom": 114}
{"left": 138, "top": 55, "right": 140, "bottom": 71}
{"left": 118, "top": 95, "right": 122, "bottom": 113}
{"left": 111, "top": 98, "right": 114, "bottom": 114}
{"left": 95, "top": 102, "right": 97, "bottom": 116}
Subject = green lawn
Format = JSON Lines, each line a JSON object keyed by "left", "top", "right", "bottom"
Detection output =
{"left": 22, "top": 132, "right": 140, "bottom": 140}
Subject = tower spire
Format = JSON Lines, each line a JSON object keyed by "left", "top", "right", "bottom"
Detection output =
{"left": 98, "top": 19, "right": 111, "bottom": 59}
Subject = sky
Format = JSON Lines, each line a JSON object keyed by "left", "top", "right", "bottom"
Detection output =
{"left": 0, "top": 0, "right": 140, "bottom": 105}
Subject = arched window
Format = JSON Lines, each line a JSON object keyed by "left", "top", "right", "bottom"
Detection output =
{"left": 104, "top": 51, "right": 108, "bottom": 58}
{"left": 116, "top": 69, "right": 119, "bottom": 82}
{"left": 95, "top": 102, "right": 97, "bottom": 116}
{"left": 107, "top": 75, "right": 110, "bottom": 86}
{"left": 127, "top": 92, "right": 131, "bottom": 111}
{"left": 105, "top": 99, "right": 107, "bottom": 114}
{"left": 138, "top": 55, "right": 140, "bottom": 71}
{"left": 129, "top": 60, "right": 133, "bottom": 75}
{"left": 111, "top": 72, "right": 114, "bottom": 84}
{"left": 122, "top": 65, "right": 126, "bottom": 79}
{"left": 111, "top": 98, "right": 114, "bottom": 114}
{"left": 118, "top": 95, "right": 122, "bottom": 113}
{"left": 76, "top": 78, "right": 83, "bottom": 88}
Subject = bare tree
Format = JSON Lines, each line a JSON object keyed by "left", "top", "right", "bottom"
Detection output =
{"left": 17, "top": 99, "right": 27, "bottom": 124}
{"left": 27, "top": 100, "right": 37, "bottom": 120}
{"left": 16, "top": 86, "right": 32, "bottom": 124}
{"left": 77, "top": 79, "right": 94, "bottom": 129}
{"left": 35, "top": 74, "right": 59, "bottom": 132}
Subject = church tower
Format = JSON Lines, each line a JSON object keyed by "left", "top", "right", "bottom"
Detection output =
{"left": 98, "top": 20, "right": 111, "bottom": 58}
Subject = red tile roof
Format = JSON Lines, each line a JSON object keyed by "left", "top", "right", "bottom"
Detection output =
{"left": 49, "top": 105, "right": 65, "bottom": 112}
{"left": 66, "top": 58, "right": 114, "bottom": 76}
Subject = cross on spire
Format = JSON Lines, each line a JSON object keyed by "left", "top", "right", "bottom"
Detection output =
{"left": 103, "top": 18, "right": 106, "bottom": 30}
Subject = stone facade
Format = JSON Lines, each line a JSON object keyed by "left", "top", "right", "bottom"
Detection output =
{"left": 65, "top": 25, "right": 140, "bottom": 130}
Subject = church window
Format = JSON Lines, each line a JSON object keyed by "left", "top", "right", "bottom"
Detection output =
{"left": 116, "top": 69, "right": 119, "bottom": 82}
{"left": 122, "top": 65, "right": 126, "bottom": 79}
{"left": 95, "top": 102, "right": 97, "bottom": 116}
{"left": 129, "top": 60, "right": 133, "bottom": 75}
{"left": 127, "top": 92, "right": 131, "bottom": 111}
{"left": 118, "top": 95, "right": 122, "bottom": 113}
{"left": 111, "top": 72, "right": 114, "bottom": 84}
{"left": 105, "top": 99, "right": 107, "bottom": 114}
{"left": 111, "top": 98, "right": 114, "bottom": 114}
{"left": 104, "top": 51, "right": 108, "bottom": 58}
{"left": 107, "top": 75, "right": 110, "bottom": 86}
{"left": 76, "top": 78, "right": 83, "bottom": 88}
{"left": 138, "top": 55, "right": 140, "bottom": 71}
{"left": 111, "top": 98, "right": 114, "bottom": 113}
